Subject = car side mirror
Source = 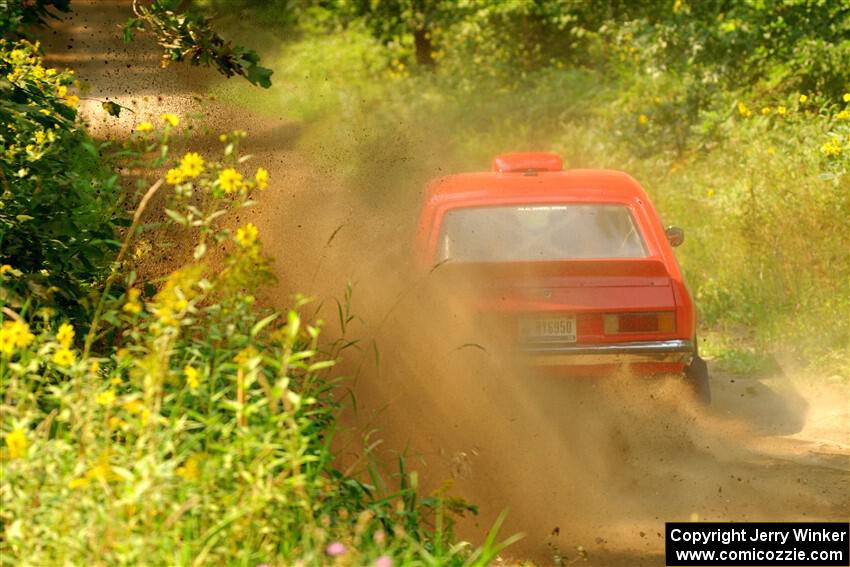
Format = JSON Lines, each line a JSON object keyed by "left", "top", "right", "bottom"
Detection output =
{"left": 665, "top": 225, "right": 684, "bottom": 247}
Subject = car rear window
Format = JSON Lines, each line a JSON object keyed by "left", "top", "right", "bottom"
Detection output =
{"left": 437, "top": 204, "right": 647, "bottom": 262}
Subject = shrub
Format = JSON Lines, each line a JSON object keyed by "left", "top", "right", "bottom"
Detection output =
{"left": 0, "top": 39, "right": 122, "bottom": 321}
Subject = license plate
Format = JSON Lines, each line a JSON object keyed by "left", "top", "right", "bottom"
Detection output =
{"left": 519, "top": 315, "right": 577, "bottom": 343}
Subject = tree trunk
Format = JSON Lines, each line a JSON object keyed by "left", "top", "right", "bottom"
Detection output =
{"left": 413, "top": 27, "right": 434, "bottom": 67}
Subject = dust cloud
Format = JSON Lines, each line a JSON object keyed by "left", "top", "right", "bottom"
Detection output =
{"left": 245, "top": 150, "right": 847, "bottom": 565}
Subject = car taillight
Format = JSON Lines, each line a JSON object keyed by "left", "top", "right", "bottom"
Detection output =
{"left": 603, "top": 312, "right": 676, "bottom": 334}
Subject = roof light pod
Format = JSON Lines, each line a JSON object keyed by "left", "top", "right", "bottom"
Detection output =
{"left": 492, "top": 152, "right": 563, "bottom": 173}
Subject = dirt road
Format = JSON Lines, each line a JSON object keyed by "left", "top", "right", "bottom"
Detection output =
{"left": 43, "top": 3, "right": 849, "bottom": 565}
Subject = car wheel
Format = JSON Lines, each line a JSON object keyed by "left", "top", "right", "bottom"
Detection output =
{"left": 684, "top": 355, "right": 711, "bottom": 405}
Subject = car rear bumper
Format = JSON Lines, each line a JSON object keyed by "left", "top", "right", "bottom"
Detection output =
{"left": 522, "top": 339, "right": 694, "bottom": 366}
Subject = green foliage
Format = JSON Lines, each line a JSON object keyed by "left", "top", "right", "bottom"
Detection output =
{"left": 622, "top": 0, "right": 850, "bottom": 99}
{"left": 0, "top": 39, "right": 122, "bottom": 321}
{"left": 203, "top": 0, "right": 849, "bottom": 101}
{"left": 0, "top": 0, "right": 70, "bottom": 38}
{"left": 125, "top": 0, "right": 273, "bottom": 88}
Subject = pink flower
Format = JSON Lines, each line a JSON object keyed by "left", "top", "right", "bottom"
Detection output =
{"left": 375, "top": 555, "right": 393, "bottom": 567}
{"left": 325, "top": 542, "right": 346, "bottom": 557}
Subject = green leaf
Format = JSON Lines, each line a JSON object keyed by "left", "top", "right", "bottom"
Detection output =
{"left": 250, "top": 313, "right": 279, "bottom": 337}
{"left": 164, "top": 208, "right": 188, "bottom": 226}
{"left": 245, "top": 63, "right": 274, "bottom": 89}
{"left": 102, "top": 101, "right": 122, "bottom": 117}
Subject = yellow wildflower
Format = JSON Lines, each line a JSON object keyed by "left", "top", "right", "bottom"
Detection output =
{"left": 52, "top": 347, "right": 75, "bottom": 367}
{"left": 96, "top": 390, "right": 116, "bottom": 406}
{"left": 184, "top": 365, "right": 200, "bottom": 390}
{"left": 123, "top": 288, "right": 142, "bottom": 314}
{"left": 820, "top": 137, "right": 843, "bottom": 157}
{"left": 65, "top": 95, "right": 80, "bottom": 108}
{"left": 737, "top": 102, "right": 752, "bottom": 118}
{"left": 255, "top": 167, "right": 269, "bottom": 189}
{"left": 67, "top": 477, "right": 89, "bottom": 489}
{"left": 179, "top": 152, "right": 205, "bottom": 177}
{"left": 135, "top": 121, "right": 153, "bottom": 133}
{"left": 5, "top": 428, "right": 27, "bottom": 459}
{"left": 153, "top": 305, "right": 176, "bottom": 326}
{"left": 108, "top": 416, "right": 125, "bottom": 429}
{"left": 234, "top": 346, "right": 259, "bottom": 366}
{"left": 122, "top": 399, "right": 144, "bottom": 414}
{"left": 843, "top": 93, "right": 850, "bottom": 103}
{"left": 761, "top": 107, "right": 771, "bottom": 115}
{"left": 799, "top": 94, "right": 808, "bottom": 104}
{"left": 0, "top": 320, "right": 35, "bottom": 356}
{"left": 219, "top": 133, "right": 227, "bottom": 142}
{"left": 166, "top": 167, "right": 185, "bottom": 185}
{"left": 777, "top": 106, "right": 786, "bottom": 116}
{"left": 638, "top": 114, "right": 649, "bottom": 125}
{"left": 57, "top": 85, "right": 67, "bottom": 98}
{"left": 218, "top": 167, "right": 242, "bottom": 193}
{"left": 160, "top": 113, "right": 179, "bottom": 127}
{"left": 56, "top": 322, "right": 74, "bottom": 348}
{"left": 85, "top": 459, "right": 120, "bottom": 482}
{"left": 176, "top": 455, "right": 200, "bottom": 481}
{"left": 122, "top": 301, "right": 141, "bottom": 315}
{"left": 0, "top": 264, "right": 14, "bottom": 278}
{"left": 836, "top": 110, "right": 850, "bottom": 121}
{"left": 235, "top": 223, "right": 259, "bottom": 247}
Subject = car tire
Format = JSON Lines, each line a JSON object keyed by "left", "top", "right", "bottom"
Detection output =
{"left": 684, "top": 355, "right": 711, "bottom": 405}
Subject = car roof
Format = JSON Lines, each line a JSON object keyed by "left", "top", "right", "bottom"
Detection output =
{"left": 423, "top": 169, "right": 651, "bottom": 207}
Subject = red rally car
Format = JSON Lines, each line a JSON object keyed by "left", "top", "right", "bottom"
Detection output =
{"left": 415, "top": 152, "right": 710, "bottom": 402}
